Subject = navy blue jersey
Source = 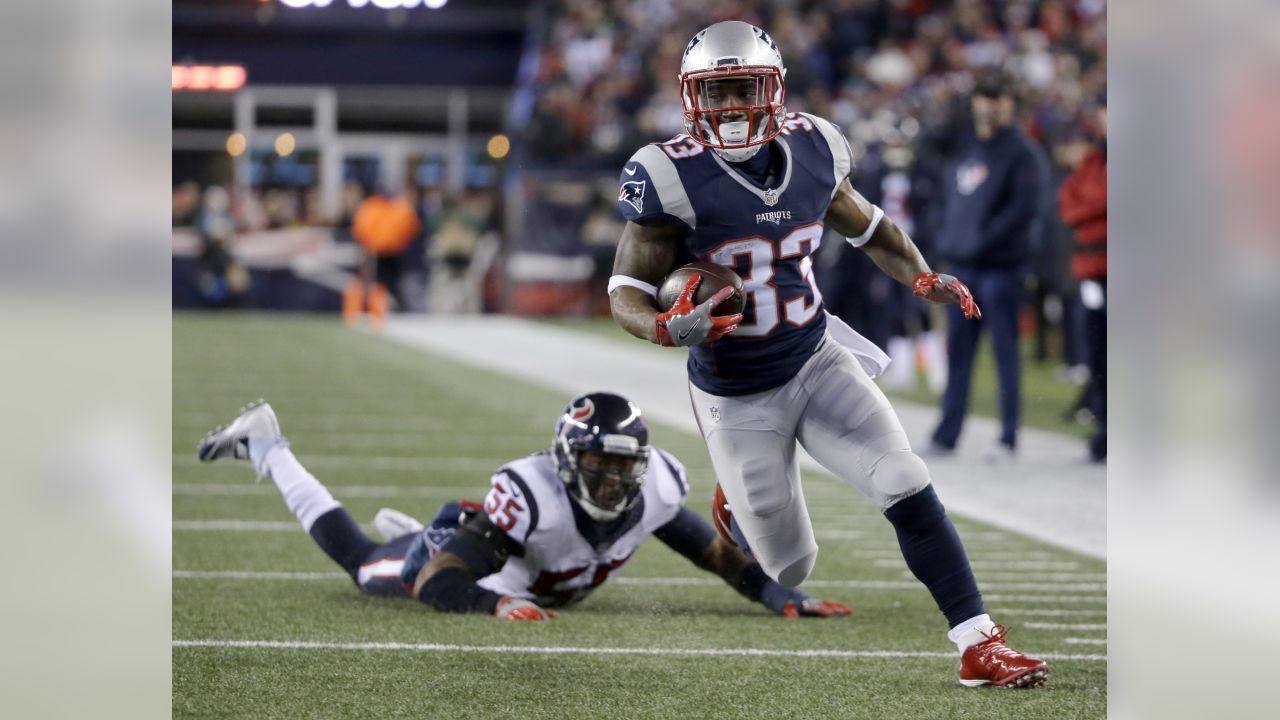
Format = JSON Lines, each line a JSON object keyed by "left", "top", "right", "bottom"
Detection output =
{"left": 618, "top": 113, "right": 856, "bottom": 395}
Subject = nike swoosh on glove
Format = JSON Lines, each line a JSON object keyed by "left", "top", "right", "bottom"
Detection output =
{"left": 495, "top": 596, "right": 559, "bottom": 621}
{"left": 654, "top": 274, "right": 742, "bottom": 347}
{"left": 913, "top": 271, "right": 982, "bottom": 320}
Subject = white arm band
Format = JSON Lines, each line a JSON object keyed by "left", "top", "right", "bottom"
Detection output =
{"left": 846, "top": 205, "right": 884, "bottom": 248}
{"left": 608, "top": 275, "right": 658, "bottom": 297}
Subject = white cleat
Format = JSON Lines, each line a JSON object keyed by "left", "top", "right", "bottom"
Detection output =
{"left": 197, "top": 400, "right": 283, "bottom": 469}
{"left": 373, "top": 508, "right": 425, "bottom": 542}
{"left": 981, "top": 442, "right": 1017, "bottom": 465}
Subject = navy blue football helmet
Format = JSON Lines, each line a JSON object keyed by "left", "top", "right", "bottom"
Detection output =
{"left": 553, "top": 392, "right": 649, "bottom": 521}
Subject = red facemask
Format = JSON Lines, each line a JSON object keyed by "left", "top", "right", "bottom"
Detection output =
{"left": 680, "top": 66, "right": 786, "bottom": 150}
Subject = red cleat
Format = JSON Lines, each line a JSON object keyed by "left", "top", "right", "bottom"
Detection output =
{"left": 959, "top": 625, "right": 1050, "bottom": 688}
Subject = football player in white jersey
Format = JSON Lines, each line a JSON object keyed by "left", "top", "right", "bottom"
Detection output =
{"left": 608, "top": 21, "right": 1048, "bottom": 687}
{"left": 197, "top": 393, "right": 851, "bottom": 621}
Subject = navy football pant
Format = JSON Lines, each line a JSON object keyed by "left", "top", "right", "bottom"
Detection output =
{"left": 933, "top": 265, "right": 1026, "bottom": 449}
{"left": 307, "top": 502, "right": 462, "bottom": 597}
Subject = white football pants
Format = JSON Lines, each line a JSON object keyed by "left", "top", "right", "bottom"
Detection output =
{"left": 688, "top": 334, "right": 931, "bottom": 586}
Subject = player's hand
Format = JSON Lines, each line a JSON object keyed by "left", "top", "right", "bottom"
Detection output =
{"left": 495, "top": 596, "right": 559, "bottom": 621}
{"left": 654, "top": 274, "right": 742, "bottom": 347}
{"left": 913, "top": 271, "right": 982, "bottom": 320}
{"left": 761, "top": 582, "right": 852, "bottom": 618}
{"left": 781, "top": 597, "right": 853, "bottom": 618}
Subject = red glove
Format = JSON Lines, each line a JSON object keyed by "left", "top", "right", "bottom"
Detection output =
{"left": 913, "top": 271, "right": 982, "bottom": 320}
{"left": 495, "top": 596, "right": 559, "bottom": 621}
{"left": 763, "top": 580, "right": 853, "bottom": 618}
{"left": 654, "top": 274, "right": 742, "bottom": 347}
{"left": 782, "top": 597, "right": 854, "bottom": 619}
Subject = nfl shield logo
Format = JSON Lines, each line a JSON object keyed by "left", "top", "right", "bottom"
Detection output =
{"left": 763, "top": 188, "right": 778, "bottom": 207}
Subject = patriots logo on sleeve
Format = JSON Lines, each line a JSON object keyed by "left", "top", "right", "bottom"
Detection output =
{"left": 619, "top": 180, "right": 646, "bottom": 213}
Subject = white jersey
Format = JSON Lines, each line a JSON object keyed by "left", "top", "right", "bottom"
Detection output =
{"left": 475, "top": 448, "right": 690, "bottom": 606}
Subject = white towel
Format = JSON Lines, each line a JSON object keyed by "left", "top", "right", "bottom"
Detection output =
{"left": 824, "top": 310, "right": 891, "bottom": 379}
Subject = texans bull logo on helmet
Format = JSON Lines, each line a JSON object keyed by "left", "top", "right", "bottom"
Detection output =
{"left": 569, "top": 397, "right": 595, "bottom": 422}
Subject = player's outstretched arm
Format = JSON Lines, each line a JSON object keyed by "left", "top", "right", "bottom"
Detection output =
{"left": 826, "top": 178, "right": 929, "bottom": 287}
{"left": 408, "top": 515, "right": 556, "bottom": 620}
{"left": 653, "top": 508, "right": 851, "bottom": 618}
{"left": 609, "top": 220, "right": 683, "bottom": 343}
{"left": 826, "top": 179, "right": 981, "bottom": 319}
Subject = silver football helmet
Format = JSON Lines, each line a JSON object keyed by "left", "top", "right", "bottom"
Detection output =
{"left": 679, "top": 21, "right": 788, "bottom": 162}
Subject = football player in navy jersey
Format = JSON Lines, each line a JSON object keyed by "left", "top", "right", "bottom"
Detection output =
{"left": 608, "top": 21, "right": 1048, "bottom": 688}
{"left": 197, "top": 394, "right": 851, "bottom": 621}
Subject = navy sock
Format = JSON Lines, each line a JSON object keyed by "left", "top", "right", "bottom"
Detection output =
{"left": 882, "top": 486, "right": 985, "bottom": 628}
{"left": 308, "top": 506, "right": 378, "bottom": 582}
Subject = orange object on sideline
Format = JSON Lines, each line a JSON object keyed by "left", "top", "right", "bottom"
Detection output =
{"left": 343, "top": 279, "right": 365, "bottom": 325}
{"left": 368, "top": 282, "right": 389, "bottom": 332}
{"left": 351, "top": 196, "right": 421, "bottom": 256}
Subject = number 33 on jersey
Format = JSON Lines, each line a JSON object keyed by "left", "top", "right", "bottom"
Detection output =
{"left": 617, "top": 112, "right": 856, "bottom": 396}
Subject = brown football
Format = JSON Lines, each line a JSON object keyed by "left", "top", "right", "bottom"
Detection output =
{"left": 656, "top": 261, "right": 745, "bottom": 315}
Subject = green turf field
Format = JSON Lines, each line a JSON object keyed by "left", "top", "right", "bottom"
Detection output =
{"left": 173, "top": 313, "right": 1106, "bottom": 719}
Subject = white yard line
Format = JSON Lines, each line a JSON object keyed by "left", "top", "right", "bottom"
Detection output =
{"left": 966, "top": 573, "right": 1107, "bottom": 582}
{"left": 876, "top": 568, "right": 1106, "bottom": 582}
{"left": 856, "top": 549, "right": 1058, "bottom": 560}
{"left": 176, "top": 412, "right": 543, "bottom": 433}
{"left": 174, "top": 570, "right": 346, "bottom": 580}
{"left": 877, "top": 559, "right": 1083, "bottom": 570}
{"left": 260, "top": 433, "right": 545, "bottom": 449}
{"left": 172, "top": 638, "right": 1106, "bottom": 662}
{"left": 970, "top": 561, "right": 1083, "bottom": 570}
{"left": 174, "top": 521, "right": 301, "bottom": 532}
{"left": 614, "top": 577, "right": 1103, "bottom": 593}
{"left": 174, "top": 483, "right": 465, "bottom": 499}
{"left": 174, "top": 455, "right": 499, "bottom": 472}
{"left": 172, "top": 569, "right": 1103, "bottom": 597}
{"left": 983, "top": 594, "right": 1105, "bottom": 604}
{"left": 992, "top": 608, "right": 1108, "bottom": 618}
{"left": 1025, "top": 622, "right": 1107, "bottom": 631}
{"left": 183, "top": 431, "right": 545, "bottom": 449}
{"left": 1064, "top": 638, "right": 1108, "bottom": 645}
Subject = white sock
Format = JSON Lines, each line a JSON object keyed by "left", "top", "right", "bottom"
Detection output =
{"left": 260, "top": 444, "right": 341, "bottom": 533}
{"left": 947, "top": 613, "right": 997, "bottom": 652}
{"left": 248, "top": 435, "right": 286, "bottom": 476}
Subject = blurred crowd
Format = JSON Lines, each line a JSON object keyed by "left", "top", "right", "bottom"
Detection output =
{"left": 521, "top": 0, "right": 1106, "bottom": 324}
{"left": 173, "top": 182, "right": 327, "bottom": 232}
{"left": 173, "top": 180, "right": 500, "bottom": 315}
{"left": 525, "top": 0, "right": 1105, "bottom": 171}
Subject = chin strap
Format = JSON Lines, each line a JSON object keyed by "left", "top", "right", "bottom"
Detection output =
{"left": 713, "top": 144, "right": 765, "bottom": 162}
{"left": 691, "top": 116, "right": 771, "bottom": 162}
{"left": 572, "top": 476, "right": 625, "bottom": 522}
